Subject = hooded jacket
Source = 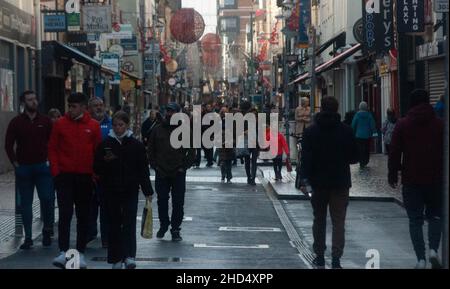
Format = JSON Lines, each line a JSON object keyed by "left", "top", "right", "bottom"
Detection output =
{"left": 388, "top": 103, "right": 444, "bottom": 185}
{"left": 147, "top": 121, "right": 196, "bottom": 177}
{"left": 300, "top": 112, "right": 359, "bottom": 190}
{"left": 94, "top": 130, "right": 153, "bottom": 196}
{"left": 352, "top": 110, "right": 376, "bottom": 139}
{"left": 48, "top": 113, "right": 102, "bottom": 177}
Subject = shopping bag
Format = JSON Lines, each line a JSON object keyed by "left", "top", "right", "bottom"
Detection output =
{"left": 140, "top": 199, "right": 153, "bottom": 239}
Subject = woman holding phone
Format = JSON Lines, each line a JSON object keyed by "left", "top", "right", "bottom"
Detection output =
{"left": 94, "top": 111, "right": 154, "bottom": 269}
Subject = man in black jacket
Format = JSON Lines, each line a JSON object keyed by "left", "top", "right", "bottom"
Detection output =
{"left": 300, "top": 97, "right": 359, "bottom": 269}
{"left": 148, "top": 103, "right": 196, "bottom": 242}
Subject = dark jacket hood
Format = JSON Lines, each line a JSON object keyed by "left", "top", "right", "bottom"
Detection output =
{"left": 407, "top": 103, "right": 435, "bottom": 125}
{"left": 316, "top": 112, "right": 341, "bottom": 128}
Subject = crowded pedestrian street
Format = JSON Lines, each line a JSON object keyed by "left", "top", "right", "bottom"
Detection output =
{"left": 0, "top": 0, "right": 448, "bottom": 274}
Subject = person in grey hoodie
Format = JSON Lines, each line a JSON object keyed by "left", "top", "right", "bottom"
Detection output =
{"left": 352, "top": 102, "right": 376, "bottom": 168}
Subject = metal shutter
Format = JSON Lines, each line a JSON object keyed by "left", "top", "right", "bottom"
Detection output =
{"left": 428, "top": 59, "right": 446, "bottom": 105}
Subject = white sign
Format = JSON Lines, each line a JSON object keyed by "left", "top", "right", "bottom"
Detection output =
{"left": 168, "top": 78, "right": 177, "bottom": 86}
{"left": 82, "top": 6, "right": 112, "bottom": 33}
{"left": 109, "top": 44, "right": 124, "bottom": 58}
{"left": 104, "top": 23, "right": 133, "bottom": 40}
{"left": 434, "top": 0, "right": 449, "bottom": 13}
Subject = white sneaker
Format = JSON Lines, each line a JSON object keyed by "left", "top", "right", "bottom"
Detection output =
{"left": 415, "top": 259, "right": 426, "bottom": 269}
{"left": 79, "top": 253, "right": 87, "bottom": 269}
{"left": 52, "top": 252, "right": 67, "bottom": 269}
{"left": 125, "top": 258, "right": 136, "bottom": 269}
{"left": 112, "top": 262, "right": 123, "bottom": 269}
{"left": 429, "top": 249, "right": 442, "bottom": 269}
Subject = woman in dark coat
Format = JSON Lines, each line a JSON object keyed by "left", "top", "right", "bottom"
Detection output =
{"left": 94, "top": 111, "right": 154, "bottom": 269}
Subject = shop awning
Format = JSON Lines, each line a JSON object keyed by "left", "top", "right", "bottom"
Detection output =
{"left": 121, "top": 69, "right": 142, "bottom": 81}
{"left": 289, "top": 43, "right": 362, "bottom": 86}
{"left": 289, "top": 32, "right": 347, "bottom": 69}
{"left": 53, "top": 41, "right": 114, "bottom": 75}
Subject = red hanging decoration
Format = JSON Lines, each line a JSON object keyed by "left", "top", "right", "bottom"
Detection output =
{"left": 201, "top": 33, "right": 221, "bottom": 70}
{"left": 170, "top": 8, "right": 205, "bottom": 44}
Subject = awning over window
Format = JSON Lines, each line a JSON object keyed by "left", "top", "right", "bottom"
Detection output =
{"left": 289, "top": 43, "right": 362, "bottom": 86}
{"left": 121, "top": 70, "right": 142, "bottom": 81}
{"left": 53, "top": 41, "right": 115, "bottom": 75}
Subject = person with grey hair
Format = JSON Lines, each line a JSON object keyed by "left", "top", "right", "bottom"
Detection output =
{"left": 351, "top": 101, "right": 376, "bottom": 169}
{"left": 295, "top": 97, "right": 311, "bottom": 138}
{"left": 87, "top": 96, "right": 112, "bottom": 248}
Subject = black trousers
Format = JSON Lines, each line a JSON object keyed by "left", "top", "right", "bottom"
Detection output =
{"left": 155, "top": 171, "right": 186, "bottom": 231}
{"left": 221, "top": 160, "right": 233, "bottom": 180}
{"left": 244, "top": 149, "right": 259, "bottom": 181}
{"left": 194, "top": 148, "right": 214, "bottom": 166}
{"left": 105, "top": 190, "right": 139, "bottom": 264}
{"left": 88, "top": 184, "right": 108, "bottom": 243}
{"left": 311, "top": 188, "right": 350, "bottom": 259}
{"left": 273, "top": 155, "right": 283, "bottom": 179}
{"left": 55, "top": 173, "right": 93, "bottom": 253}
{"left": 356, "top": 138, "right": 370, "bottom": 167}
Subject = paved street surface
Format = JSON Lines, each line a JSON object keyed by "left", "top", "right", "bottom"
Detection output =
{"left": 0, "top": 158, "right": 420, "bottom": 269}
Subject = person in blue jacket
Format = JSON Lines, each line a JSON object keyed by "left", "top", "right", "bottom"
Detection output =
{"left": 352, "top": 102, "right": 376, "bottom": 169}
{"left": 88, "top": 97, "right": 113, "bottom": 248}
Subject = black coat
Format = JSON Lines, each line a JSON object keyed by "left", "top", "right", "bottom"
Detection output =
{"left": 147, "top": 122, "right": 196, "bottom": 177}
{"left": 94, "top": 134, "right": 153, "bottom": 196}
{"left": 300, "top": 112, "right": 359, "bottom": 190}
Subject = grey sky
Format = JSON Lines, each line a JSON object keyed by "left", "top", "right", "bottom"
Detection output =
{"left": 182, "top": 0, "right": 218, "bottom": 36}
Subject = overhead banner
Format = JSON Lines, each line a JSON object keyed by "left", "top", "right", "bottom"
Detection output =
{"left": 82, "top": 5, "right": 112, "bottom": 33}
{"left": 297, "top": 0, "right": 311, "bottom": 49}
{"left": 362, "top": 0, "right": 394, "bottom": 53}
{"left": 397, "top": 0, "right": 425, "bottom": 33}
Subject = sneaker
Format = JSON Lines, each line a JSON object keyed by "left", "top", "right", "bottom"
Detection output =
{"left": 156, "top": 227, "right": 168, "bottom": 239}
{"left": 415, "top": 259, "right": 426, "bottom": 269}
{"left": 227, "top": 179, "right": 232, "bottom": 184}
{"left": 125, "top": 258, "right": 137, "bottom": 269}
{"left": 171, "top": 230, "right": 183, "bottom": 242}
{"left": 312, "top": 256, "right": 325, "bottom": 269}
{"left": 20, "top": 238, "right": 33, "bottom": 250}
{"left": 79, "top": 253, "right": 87, "bottom": 269}
{"left": 429, "top": 249, "right": 442, "bottom": 269}
{"left": 112, "top": 262, "right": 123, "bottom": 269}
{"left": 52, "top": 252, "right": 67, "bottom": 269}
{"left": 332, "top": 258, "right": 343, "bottom": 269}
{"left": 42, "top": 231, "right": 52, "bottom": 247}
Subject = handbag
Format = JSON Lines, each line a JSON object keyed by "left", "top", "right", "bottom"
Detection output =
{"left": 140, "top": 198, "right": 153, "bottom": 239}
{"left": 235, "top": 135, "right": 250, "bottom": 158}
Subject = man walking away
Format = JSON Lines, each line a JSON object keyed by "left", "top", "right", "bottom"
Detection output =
{"left": 388, "top": 89, "right": 444, "bottom": 269}
{"left": 300, "top": 97, "right": 359, "bottom": 269}
{"left": 48, "top": 93, "right": 102, "bottom": 269}
{"left": 5, "top": 91, "right": 55, "bottom": 249}
{"left": 148, "top": 102, "right": 196, "bottom": 242}
{"left": 87, "top": 97, "right": 112, "bottom": 248}
{"left": 352, "top": 102, "right": 376, "bottom": 168}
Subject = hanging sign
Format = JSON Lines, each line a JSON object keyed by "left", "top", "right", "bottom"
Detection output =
{"left": 397, "top": 0, "right": 425, "bottom": 33}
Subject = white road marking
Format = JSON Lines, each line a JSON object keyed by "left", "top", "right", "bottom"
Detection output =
{"left": 137, "top": 216, "right": 193, "bottom": 222}
{"left": 194, "top": 244, "right": 270, "bottom": 249}
{"left": 219, "top": 227, "right": 282, "bottom": 232}
{"left": 149, "top": 176, "right": 261, "bottom": 184}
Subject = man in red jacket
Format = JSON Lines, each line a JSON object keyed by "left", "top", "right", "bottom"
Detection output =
{"left": 388, "top": 89, "right": 444, "bottom": 269}
{"left": 48, "top": 93, "right": 102, "bottom": 269}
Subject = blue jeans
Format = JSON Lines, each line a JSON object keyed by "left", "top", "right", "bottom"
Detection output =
{"left": 403, "top": 184, "right": 442, "bottom": 261}
{"left": 155, "top": 171, "right": 186, "bottom": 231}
{"left": 15, "top": 163, "right": 55, "bottom": 239}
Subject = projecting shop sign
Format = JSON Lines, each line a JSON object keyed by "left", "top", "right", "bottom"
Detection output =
{"left": 397, "top": 0, "right": 425, "bottom": 33}
{"left": 362, "top": 0, "right": 394, "bottom": 53}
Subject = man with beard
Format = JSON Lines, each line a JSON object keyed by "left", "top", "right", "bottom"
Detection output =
{"left": 5, "top": 91, "right": 55, "bottom": 249}
{"left": 147, "top": 103, "right": 196, "bottom": 242}
{"left": 87, "top": 97, "right": 112, "bottom": 248}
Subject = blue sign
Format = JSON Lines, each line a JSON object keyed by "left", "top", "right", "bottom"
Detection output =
{"left": 297, "top": 0, "right": 311, "bottom": 48}
{"left": 44, "top": 12, "right": 67, "bottom": 32}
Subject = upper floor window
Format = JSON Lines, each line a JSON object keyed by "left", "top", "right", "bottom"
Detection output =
{"left": 220, "top": 17, "right": 239, "bottom": 33}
